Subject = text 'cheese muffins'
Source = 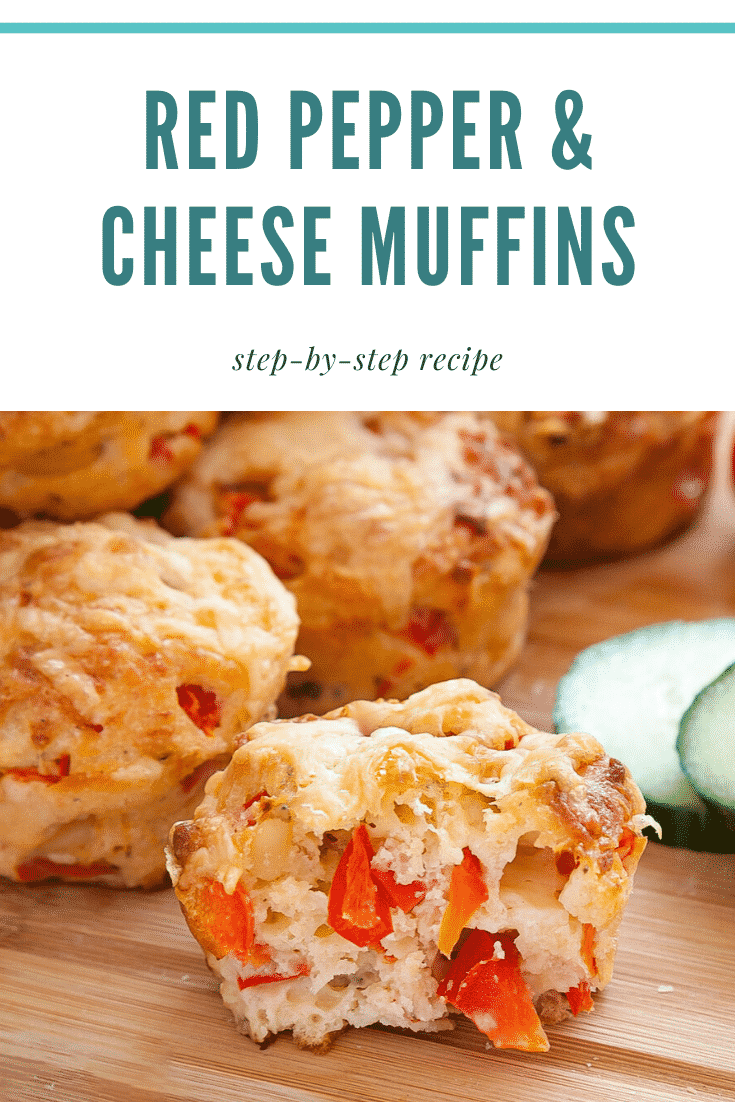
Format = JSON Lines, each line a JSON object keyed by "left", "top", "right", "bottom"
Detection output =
{"left": 0, "top": 514, "right": 302, "bottom": 887}
{"left": 165, "top": 412, "right": 555, "bottom": 715}
{"left": 167, "top": 680, "right": 653, "bottom": 1051}
{"left": 0, "top": 412, "right": 219, "bottom": 522}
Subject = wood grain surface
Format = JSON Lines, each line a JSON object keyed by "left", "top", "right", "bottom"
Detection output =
{"left": 2, "top": 416, "right": 735, "bottom": 1102}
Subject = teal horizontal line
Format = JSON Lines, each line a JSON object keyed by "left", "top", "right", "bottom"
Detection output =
{"left": 0, "top": 22, "right": 734, "bottom": 33}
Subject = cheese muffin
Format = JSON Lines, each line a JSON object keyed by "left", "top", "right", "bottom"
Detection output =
{"left": 0, "top": 412, "right": 219, "bottom": 521}
{"left": 0, "top": 513, "right": 302, "bottom": 887}
{"left": 489, "top": 412, "right": 717, "bottom": 563}
{"left": 167, "top": 679, "right": 653, "bottom": 1051}
{"left": 165, "top": 412, "right": 555, "bottom": 716}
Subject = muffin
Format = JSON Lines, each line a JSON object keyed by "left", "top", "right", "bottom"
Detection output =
{"left": 489, "top": 412, "right": 717, "bottom": 563}
{"left": 0, "top": 412, "right": 219, "bottom": 521}
{"left": 164, "top": 412, "right": 555, "bottom": 715}
{"left": 167, "top": 679, "right": 653, "bottom": 1051}
{"left": 0, "top": 513, "right": 302, "bottom": 887}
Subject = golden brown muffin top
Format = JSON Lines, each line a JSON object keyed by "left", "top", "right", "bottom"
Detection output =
{"left": 0, "top": 412, "right": 219, "bottom": 520}
{"left": 166, "top": 412, "right": 554, "bottom": 629}
{"left": 0, "top": 514, "right": 301, "bottom": 789}
{"left": 490, "top": 412, "right": 713, "bottom": 500}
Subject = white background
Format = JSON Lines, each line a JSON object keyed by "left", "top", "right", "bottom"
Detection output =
{"left": 6, "top": 2, "right": 735, "bottom": 24}
{"left": 0, "top": 13, "right": 733, "bottom": 409}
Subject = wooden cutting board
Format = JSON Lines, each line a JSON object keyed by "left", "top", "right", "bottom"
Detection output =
{"left": 2, "top": 418, "right": 735, "bottom": 1102}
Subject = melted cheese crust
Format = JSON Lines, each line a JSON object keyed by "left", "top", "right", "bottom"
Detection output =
{"left": 490, "top": 412, "right": 717, "bottom": 562}
{"left": 168, "top": 680, "right": 651, "bottom": 1048}
{"left": 0, "top": 412, "right": 219, "bottom": 520}
{"left": 0, "top": 513, "right": 300, "bottom": 886}
{"left": 165, "top": 413, "right": 555, "bottom": 713}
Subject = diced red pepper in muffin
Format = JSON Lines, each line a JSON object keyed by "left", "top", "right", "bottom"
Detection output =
{"left": 3, "top": 754, "right": 70, "bottom": 785}
{"left": 15, "top": 857, "right": 117, "bottom": 882}
{"left": 401, "top": 607, "right": 458, "bottom": 657}
{"left": 616, "top": 826, "right": 646, "bottom": 874}
{"left": 188, "top": 878, "right": 270, "bottom": 966}
{"left": 370, "top": 865, "right": 427, "bottom": 913}
{"left": 149, "top": 435, "right": 174, "bottom": 463}
{"left": 438, "top": 930, "right": 549, "bottom": 1052}
{"left": 566, "top": 980, "right": 594, "bottom": 1015}
{"left": 176, "top": 684, "right": 222, "bottom": 737}
{"left": 237, "top": 962, "right": 310, "bottom": 989}
{"left": 581, "top": 923, "right": 598, "bottom": 977}
{"left": 437, "top": 848, "right": 489, "bottom": 956}
{"left": 328, "top": 824, "right": 393, "bottom": 949}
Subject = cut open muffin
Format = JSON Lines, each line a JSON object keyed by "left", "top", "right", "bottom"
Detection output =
{"left": 167, "top": 680, "right": 653, "bottom": 1049}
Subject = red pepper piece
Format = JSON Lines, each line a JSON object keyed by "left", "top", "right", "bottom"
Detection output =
{"left": 616, "top": 827, "right": 646, "bottom": 874}
{"left": 242, "top": 790, "right": 268, "bottom": 812}
{"left": 401, "top": 607, "right": 458, "bottom": 657}
{"left": 555, "top": 850, "right": 578, "bottom": 877}
{"left": 581, "top": 923, "right": 598, "bottom": 977}
{"left": 184, "top": 422, "right": 202, "bottom": 440}
{"left": 438, "top": 930, "right": 549, "bottom": 1052}
{"left": 327, "top": 824, "right": 393, "bottom": 949}
{"left": 370, "top": 865, "right": 427, "bottom": 913}
{"left": 149, "top": 434, "right": 174, "bottom": 462}
{"left": 437, "top": 848, "right": 489, "bottom": 956}
{"left": 240, "top": 790, "right": 269, "bottom": 826}
{"left": 4, "top": 769, "right": 49, "bottom": 783}
{"left": 237, "top": 961, "right": 309, "bottom": 990}
{"left": 193, "top": 878, "right": 270, "bottom": 966}
{"left": 4, "top": 754, "right": 70, "bottom": 785}
{"left": 201, "top": 879, "right": 253, "bottom": 956}
{"left": 220, "top": 491, "right": 260, "bottom": 536}
{"left": 567, "top": 980, "right": 594, "bottom": 1016}
{"left": 16, "top": 857, "right": 117, "bottom": 882}
{"left": 176, "top": 684, "right": 222, "bottom": 736}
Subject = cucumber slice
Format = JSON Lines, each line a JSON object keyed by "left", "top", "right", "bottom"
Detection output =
{"left": 553, "top": 619, "right": 735, "bottom": 852}
{"left": 678, "top": 664, "right": 735, "bottom": 823}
